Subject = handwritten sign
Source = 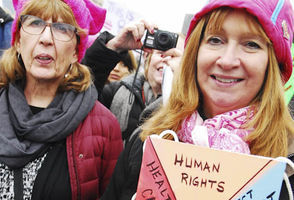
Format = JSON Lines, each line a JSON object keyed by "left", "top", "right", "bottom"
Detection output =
{"left": 136, "top": 137, "right": 286, "bottom": 200}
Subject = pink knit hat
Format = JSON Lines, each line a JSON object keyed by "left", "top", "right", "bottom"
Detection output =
{"left": 11, "top": 0, "right": 106, "bottom": 62}
{"left": 186, "top": 0, "right": 294, "bottom": 83}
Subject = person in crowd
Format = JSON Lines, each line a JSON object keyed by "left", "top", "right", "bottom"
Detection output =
{"left": 85, "top": 31, "right": 137, "bottom": 84}
{"left": 0, "top": 0, "right": 123, "bottom": 199}
{"left": 0, "top": 6, "right": 14, "bottom": 57}
{"left": 100, "top": 49, "right": 170, "bottom": 143}
{"left": 107, "top": 50, "right": 137, "bottom": 83}
{"left": 100, "top": 0, "right": 294, "bottom": 199}
{"left": 82, "top": 22, "right": 183, "bottom": 144}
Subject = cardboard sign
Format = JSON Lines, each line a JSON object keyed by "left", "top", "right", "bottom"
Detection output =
{"left": 136, "top": 136, "right": 286, "bottom": 200}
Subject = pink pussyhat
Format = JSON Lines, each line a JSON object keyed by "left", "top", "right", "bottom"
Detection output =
{"left": 11, "top": 0, "right": 106, "bottom": 62}
{"left": 186, "top": 0, "right": 294, "bottom": 83}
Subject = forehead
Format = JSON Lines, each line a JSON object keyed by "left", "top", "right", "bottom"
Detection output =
{"left": 21, "top": 0, "right": 74, "bottom": 24}
{"left": 206, "top": 8, "right": 264, "bottom": 37}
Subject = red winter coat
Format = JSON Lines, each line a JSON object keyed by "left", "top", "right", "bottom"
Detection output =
{"left": 66, "top": 101, "right": 123, "bottom": 200}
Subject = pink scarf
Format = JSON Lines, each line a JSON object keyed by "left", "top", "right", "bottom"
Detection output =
{"left": 177, "top": 107, "right": 254, "bottom": 154}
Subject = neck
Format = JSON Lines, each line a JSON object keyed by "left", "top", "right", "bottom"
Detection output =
{"left": 202, "top": 102, "right": 234, "bottom": 118}
{"left": 24, "top": 79, "right": 59, "bottom": 108}
{"left": 151, "top": 84, "right": 161, "bottom": 98}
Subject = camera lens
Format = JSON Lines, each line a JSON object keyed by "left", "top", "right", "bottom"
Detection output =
{"left": 157, "top": 32, "right": 172, "bottom": 48}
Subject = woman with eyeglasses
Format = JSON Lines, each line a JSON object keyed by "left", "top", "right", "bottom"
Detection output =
{"left": 0, "top": 0, "right": 123, "bottom": 199}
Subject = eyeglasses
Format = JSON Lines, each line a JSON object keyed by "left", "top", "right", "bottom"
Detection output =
{"left": 20, "top": 15, "right": 77, "bottom": 42}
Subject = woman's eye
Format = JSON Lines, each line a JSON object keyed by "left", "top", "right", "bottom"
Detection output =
{"left": 207, "top": 37, "right": 222, "bottom": 45}
{"left": 30, "top": 20, "right": 44, "bottom": 27}
{"left": 54, "top": 24, "right": 68, "bottom": 33}
{"left": 245, "top": 41, "right": 261, "bottom": 49}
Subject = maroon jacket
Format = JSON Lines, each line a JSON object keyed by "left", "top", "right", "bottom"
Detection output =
{"left": 66, "top": 101, "right": 123, "bottom": 200}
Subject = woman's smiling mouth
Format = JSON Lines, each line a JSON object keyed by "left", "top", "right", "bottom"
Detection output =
{"left": 211, "top": 75, "right": 243, "bottom": 83}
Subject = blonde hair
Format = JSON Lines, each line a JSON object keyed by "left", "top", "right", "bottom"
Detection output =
{"left": 143, "top": 52, "right": 153, "bottom": 81}
{"left": 127, "top": 50, "right": 138, "bottom": 73}
{"left": 140, "top": 7, "right": 294, "bottom": 157}
{"left": 0, "top": 0, "right": 92, "bottom": 92}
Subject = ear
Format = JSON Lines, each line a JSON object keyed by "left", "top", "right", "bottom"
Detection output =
{"left": 15, "top": 40, "right": 20, "bottom": 53}
{"left": 71, "top": 51, "right": 78, "bottom": 63}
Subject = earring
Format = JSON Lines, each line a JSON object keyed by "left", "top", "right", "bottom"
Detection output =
{"left": 64, "top": 64, "right": 73, "bottom": 78}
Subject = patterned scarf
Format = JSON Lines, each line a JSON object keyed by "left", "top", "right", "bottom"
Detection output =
{"left": 177, "top": 106, "right": 254, "bottom": 154}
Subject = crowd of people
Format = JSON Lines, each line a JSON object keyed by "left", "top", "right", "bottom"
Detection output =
{"left": 0, "top": 0, "right": 293, "bottom": 199}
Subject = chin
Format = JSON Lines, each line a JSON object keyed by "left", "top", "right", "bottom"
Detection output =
{"left": 156, "top": 78, "right": 163, "bottom": 84}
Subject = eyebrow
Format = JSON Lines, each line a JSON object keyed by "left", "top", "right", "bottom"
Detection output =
{"left": 207, "top": 29, "right": 266, "bottom": 41}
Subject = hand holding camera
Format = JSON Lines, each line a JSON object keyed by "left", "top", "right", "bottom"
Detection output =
{"left": 106, "top": 19, "right": 157, "bottom": 52}
{"left": 105, "top": 19, "right": 179, "bottom": 54}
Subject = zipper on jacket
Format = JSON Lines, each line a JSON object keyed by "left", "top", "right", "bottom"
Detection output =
{"left": 71, "top": 135, "right": 81, "bottom": 200}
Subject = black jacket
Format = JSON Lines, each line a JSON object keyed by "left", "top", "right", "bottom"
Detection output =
{"left": 101, "top": 129, "right": 143, "bottom": 200}
{"left": 82, "top": 31, "right": 150, "bottom": 142}
{"left": 81, "top": 31, "right": 126, "bottom": 94}
{"left": 101, "top": 98, "right": 162, "bottom": 200}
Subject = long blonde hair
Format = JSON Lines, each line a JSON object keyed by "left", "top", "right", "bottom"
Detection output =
{"left": 0, "top": 0, "right": 92, "bottom": 92}
{"left": 140, "top": 7, "right": 294, "bottom": 157}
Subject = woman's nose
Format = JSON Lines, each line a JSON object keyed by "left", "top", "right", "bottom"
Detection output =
{"left": 215, "top": 44, "right": 240, "bottom": 69}
{"left": 39, "top": 26, "right": 54, "bottom": 45}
